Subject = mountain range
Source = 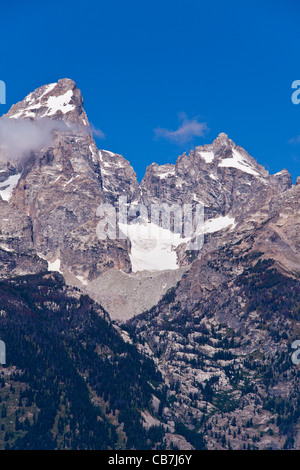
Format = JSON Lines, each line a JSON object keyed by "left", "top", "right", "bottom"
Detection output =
{"left": 0, "top": 79, "right": 299, "bottom": 450}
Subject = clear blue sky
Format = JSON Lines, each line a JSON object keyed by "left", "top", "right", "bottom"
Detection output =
{"left": 1, "top": 0, "right": 300, "bottom": 182}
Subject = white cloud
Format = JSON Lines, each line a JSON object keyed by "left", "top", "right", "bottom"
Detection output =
{"left": 0, "top": 118, "right": 103, "bottom": 162}
{"left": 0, "top": 118, "right": 70, "bottom": 161}
{"left": 90, "top": 123, "right": 105, "bottom": 139}
{"left": 154, "top": 113, "right": 209, "bottom": 144}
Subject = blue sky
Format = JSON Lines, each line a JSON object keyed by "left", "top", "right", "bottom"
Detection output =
{"left": 1, "top": 0, "right": 300, "bottom": 182}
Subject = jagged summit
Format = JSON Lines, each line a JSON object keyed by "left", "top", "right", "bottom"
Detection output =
{"left": 0, "top": 79, "right": 295, "bottom": 288}
{"left": 4, "top": 78, "right": 89, "bottom": 127}
{"left": 1, "top": 78, "right": 292, "bottom": 189}
{"left": 214, "top": 131, "right": 231, "bottom": 143}
{"left": 0, "top": 81, "right": 300, "bottom": 451}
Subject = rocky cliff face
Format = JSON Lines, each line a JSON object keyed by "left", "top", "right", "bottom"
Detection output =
{"left": 0, "top": 80, "right": 296, "bottom": 287}
{"left": 128, "top": 181, "right": 300, "bottom": 448}
{"left": 141, "top": 133, "right": 291, "bottom": 216}
{"left": 1, "top": 79, "right": 134, "bottom": 282}
{"left": 0, "top": 197, "right": 47, "bottom": 278}
{"left": 0, "top": 79, "right": 299, "bottom": 450}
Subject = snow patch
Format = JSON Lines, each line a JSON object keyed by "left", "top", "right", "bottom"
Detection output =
{"left": 156, "top": 168, "right": 176, "bottom": 179}
{"left": 119, "top": 220, "right": 186, "bottom": 272}
{"left": 198, "top": 150, "right": 214, "bottom": 163}
{"left": 39, "top": 83, "right": 57, "bottom": 100}
{"left": 48, "top": 259, "right": 62, "bottom": 273}
{"left": 119, "top": 214, "right": 235, "bottom": 272}
{"left": 101, "top": 150, "right": 115, "bottom": 157}
{"left": 218, "top": 149, "right": 260, "bottom": 176}
{"left": 44, "top": 90, "right": 75, "bottom": 117}
{"left": 89, "top": 145, "right": 98, "bottom": 162}
{"left": 203, "top": 215, "right": 236, "bottom": 234}
{"left": 0, "top": 174, "right": 21, "bottom": 201}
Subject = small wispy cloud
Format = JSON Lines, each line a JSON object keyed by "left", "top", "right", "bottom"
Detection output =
{"left": 288, "top": 135, "right": 300, "bottom": 144}
{"left": 0, "top": 118, "right": 106, "bottom": 162}
{"left": 90, "top": 123, "right": 105, "bottom": 139}
{"left": 0, "top": 118, "right": 70, "bottom": 161}
{"left": 154, "top": 113, "right": 209, "bottom": 144}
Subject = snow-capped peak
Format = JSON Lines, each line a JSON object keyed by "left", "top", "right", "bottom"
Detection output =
{"left": 4, "top": 79, "right": 85, "bottom": 125}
